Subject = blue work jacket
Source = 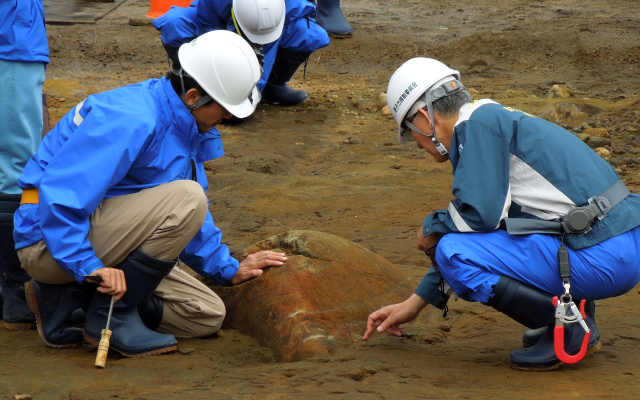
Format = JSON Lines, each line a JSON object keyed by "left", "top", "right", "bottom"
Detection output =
{"left": 153, "top": 0, "right": 328, "bottom": 91}
{"left": 0, "top": 0, "right": 49, "bottom": 63}
{"left": 14, "top": 77, "right": 240, "bottom": 284}
{"left": 421, "top": 100, "right": 640, "bottom": 250}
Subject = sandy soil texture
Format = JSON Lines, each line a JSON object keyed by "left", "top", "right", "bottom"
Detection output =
{"left": 2, "top": 0, "right": 640, "bottom": 398}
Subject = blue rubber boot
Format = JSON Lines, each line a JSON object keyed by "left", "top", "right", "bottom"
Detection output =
{"left": 487, "top": 276, "right": 601, "bottom": 371}
{"left": 138, "top": 295, "right": 164, "bottom": 331}
{"left": 0, "top": 194, "right": 35, "bottom": 331}
{"left": 83, "top": 248, "right": 177, "bottom": 357}
{"left": 24, "top": 279, "right": 93, "bottom": 347}
{"left": 315, "top": 0, "right": 353, "bottom": 37}
{"left": 261, "top": 48, "right": 311, "bottom": 106}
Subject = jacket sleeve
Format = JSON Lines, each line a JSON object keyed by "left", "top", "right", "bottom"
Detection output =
{"left": 414, "top": 267, "right": 449, "bottom": 310}
{"left": 179, "top": 210, "right": 239, "bottom": 284}
{"left": 423, "top": 119, "right": 511, "bottom": 237}
{"left": 152, "top": 5, "right": 199, "bottom": 47}
{"left": 195, "top": 0, "right": 233, "bottom": 35}
{"left": 38, "top": 100, "right": 151, "bottom": 283}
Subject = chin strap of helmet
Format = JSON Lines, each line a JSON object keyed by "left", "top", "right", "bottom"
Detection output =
{"left": 231, "top": 8, "right": 243, "bottom": 38}
{"left": 403, "top": 118, "right": 449, "bottom": 156}
{"left": 176, "top": 67, "right": 212, "bottom": 111}
{"left": 231, "top": 8, "right": 265, "bottom": 69}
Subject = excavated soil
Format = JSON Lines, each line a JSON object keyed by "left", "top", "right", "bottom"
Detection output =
{"left": 2, "top": 0, "right": 640, "bottom": 398}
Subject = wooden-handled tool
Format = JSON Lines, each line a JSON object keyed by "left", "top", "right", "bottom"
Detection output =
{"left": 94, "top": 294, "right": 115, "bottom": 368}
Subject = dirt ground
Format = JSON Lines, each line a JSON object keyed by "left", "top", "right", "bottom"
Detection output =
{"left": 3, "top": 0, "right": 640, "bottom": 398}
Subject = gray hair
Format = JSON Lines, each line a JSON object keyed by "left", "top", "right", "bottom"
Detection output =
{"left": 426, "top": 89, "right": 473, "bottom": 118}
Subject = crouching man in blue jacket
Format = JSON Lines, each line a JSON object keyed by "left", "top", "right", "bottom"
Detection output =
{"left": 17, "top": 31, "right": 287, "bottom": 357}
{"left": 363, "top": 58, "right": 640, "bottom": 371}
{"left": 153, "top": 0, "right": 330, "bottom": 107}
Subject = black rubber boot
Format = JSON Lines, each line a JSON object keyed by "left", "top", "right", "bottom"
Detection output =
{"left": 315, "top": 0, "right": 353, "bottom": 37}
{"left": 521, "top": 327, "right": 546, "bottom": 348}
{"left": 522, "top": 300, "right": 598, "bottom": 348}
{"left": 0, "top": 194, "right": 35, "bottom": 331}
{"left": 83, "top": 248, "right": 177, "bottom": 357}
{"left": 487, "top": 276, "right": 601, "bottom": 371}
{"left": 261, "top": 48, "right": 310, "bottom": 106}
{"left": 138, "top": 295, "right": 164, "bottom": 331}
{"left": 24, "top": 280, "right": 93, "bottom": 347}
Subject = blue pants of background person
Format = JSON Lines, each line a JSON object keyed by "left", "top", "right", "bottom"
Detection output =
{"left": 0, "top": 60, "right": 45, "bottom": 195}
{"left": 435, "top": 226, "right": 640, "bottom": 303}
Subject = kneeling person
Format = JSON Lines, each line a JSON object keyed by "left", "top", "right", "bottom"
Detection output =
{"left": 363, "top": 58, "right": 640, "bottom": 370}
{"left": 16, "top": 31, "right": 287, "bottom": 357}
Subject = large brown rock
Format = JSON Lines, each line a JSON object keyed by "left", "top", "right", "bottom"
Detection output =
{"left": 208, "top": 230, "right": 415, "bottom": 362}
{"left": 538, "top": 102, "right": 588, "bottom": 126}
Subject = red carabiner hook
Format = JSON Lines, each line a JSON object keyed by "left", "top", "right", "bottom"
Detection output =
{"left": 552, "top": 297, "right": 590, "bottom": 364}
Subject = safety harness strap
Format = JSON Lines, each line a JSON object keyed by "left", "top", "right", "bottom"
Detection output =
{"left": 504, "top": 179, "right": 630, "bottom": 236}
{"left": 599, "top": 178, "right": 630, "bottom": 210}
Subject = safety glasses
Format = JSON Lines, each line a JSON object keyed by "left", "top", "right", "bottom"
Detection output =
{"left": 402, "top": 113, "right": 433, "bottom": 142}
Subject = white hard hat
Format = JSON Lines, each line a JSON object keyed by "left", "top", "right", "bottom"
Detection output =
{"left": 386, "top": 58, "right": 460, "bottom": 144}
{"left": 232, "top": 0, "right": 285, "bottom": 44}
{"left": 178, "top": 30, "right": 261, "bottom": 118}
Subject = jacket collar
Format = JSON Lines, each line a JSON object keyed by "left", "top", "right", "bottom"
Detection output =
{"left": 160, "top": 77, "right": 222, "bottom": 140}
{"left": 160, "top": 76, "right": 199, "bottom": 135}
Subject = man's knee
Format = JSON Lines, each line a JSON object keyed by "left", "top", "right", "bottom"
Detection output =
{"left": 163, "top": 180, "right": 208, "bottom": 231}
{"left": 435, "top": 234, "right": 458, "bottom": 267}
{"left": 161, "top": 301, "right": 226, "bottom": 339}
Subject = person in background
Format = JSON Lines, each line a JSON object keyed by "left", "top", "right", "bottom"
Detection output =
{"left": 153, "top": 0, "right": 330, "bottom": 107}
{"left": 315, "top": 0, "right": 352, "bottom": 38}
{"left": 0, "top": 0, "right": 48, "bottom": 331}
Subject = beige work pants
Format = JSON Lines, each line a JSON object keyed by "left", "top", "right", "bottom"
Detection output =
{"left": 18, "top": 180, "right": 226, "bottom": 338}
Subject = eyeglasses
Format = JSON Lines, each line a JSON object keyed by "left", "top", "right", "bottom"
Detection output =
{"left": 402, "top": 113, "right": 434, "bottom": 142}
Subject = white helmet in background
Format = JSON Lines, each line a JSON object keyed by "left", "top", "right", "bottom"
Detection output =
{"left": 178, "top": 30, "right": 261, "bottom": 118}
{"left": 232, "top": 0, "right": 286, "bottom": 44}
{"left": 387, "top": 58, "right": 461, "bottom": 144}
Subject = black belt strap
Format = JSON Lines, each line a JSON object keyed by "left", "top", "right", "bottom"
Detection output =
{"left": 504, "top": 179, "right": 630, "bottom": 236}
{"left": 598, "top": 179, "right": 630, "bottom": 210}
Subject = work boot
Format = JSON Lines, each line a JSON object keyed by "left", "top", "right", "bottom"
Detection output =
{"left": 0, "top": 194, "right": 35, "bottom": 330}
{"left": 521, "top": 300, "right": 598, "bottom": 348}
{"left": 138, "top": 295, "right": 164, "bottom": 331}
{"left": 83, "top": 248, "right": 177, "bottom": 357}
{"left": 261, "top": 48, "right": 311, "bottom": 106}
{"left": 24, "top": 280, "right": 93, "bottom": 348}
{"left": 314, "top": 0, "right": 353, "bottom": 37}
{"left": 487, "top": 276, "right": 601, "bottom": 371}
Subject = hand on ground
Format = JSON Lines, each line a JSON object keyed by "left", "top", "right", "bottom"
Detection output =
{"left": 89, "top": 267, "right": 127, "bottom": 302}
{"left": 231, "top": 250, "right": 287, "bottom": 285}
{"left": 362, "top": 294, "right": 428, "bottom": 340}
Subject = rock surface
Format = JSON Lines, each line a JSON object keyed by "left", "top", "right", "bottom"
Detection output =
{"left": 208, "top": 230, "right": 415, "bottom": 362}
{"left": 538, "top": 102, "right": 589, "bottom": 126}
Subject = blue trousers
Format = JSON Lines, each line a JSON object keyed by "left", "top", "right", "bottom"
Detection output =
{"left": 435, "top": 226, "right": 640, "bottom": 303}
{"left": 0, "top": 60, "right": 45, "bottom": 195}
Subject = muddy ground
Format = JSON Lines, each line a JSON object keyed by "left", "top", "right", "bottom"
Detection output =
{"left": 3, "top": 0, "right": 640, "bottom": 398}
